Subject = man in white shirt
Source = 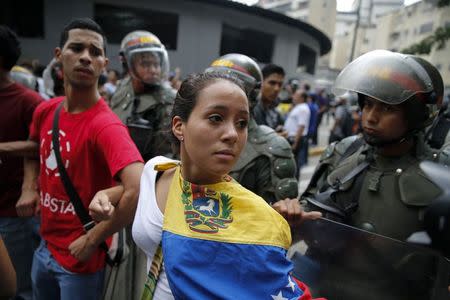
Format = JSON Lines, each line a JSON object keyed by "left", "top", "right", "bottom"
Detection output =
{"left": 284, "top": 89, "right": 310, "bottom": 178}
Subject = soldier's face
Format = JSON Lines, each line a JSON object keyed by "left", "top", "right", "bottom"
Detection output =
{"left": 361, "top": 96, "right": 408, "bottom": 146}
{"left": 172, "top": 79, "right": 249, "bottom": 184}
{"left": 55, "top": 29, "right": 108, "bottom": 90}
{"left": 131, "top": 52, "right": 161, "bottom": 84}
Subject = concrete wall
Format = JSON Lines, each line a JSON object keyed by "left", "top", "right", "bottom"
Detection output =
{"left": 17, "top": 0, "right": 324, "bottom": 78}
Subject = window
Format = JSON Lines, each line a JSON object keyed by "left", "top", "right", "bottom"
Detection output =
{"left": 220, "top": 24, "right": 275, "bottom": 63}
{"left": 94, "top": 4, "right": 179, "bottom": 49}
{"left": 1, "top": 0, "right": 44, "bottom": 38}
{"left": 390, "top": 32, "right": 400, "bottom": 41}
{"left": 298, "top": 44, "right": 316, "bottom": 75}
{"left": 419, "top": 22, "right": 433, "bottom": 34}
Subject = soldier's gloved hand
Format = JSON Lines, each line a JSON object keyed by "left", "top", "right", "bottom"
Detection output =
{"left": 272, "top": 198, "right": 322, "bottom": 227}
{"left": 89, "top": 191, "right": 114, "bottom": 222}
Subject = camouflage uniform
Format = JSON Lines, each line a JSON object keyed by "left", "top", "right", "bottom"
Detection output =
{"left": 111, "top": 30, "right": 175, "bottom": 161}
{"left": 302, "top": 50, "right": 449, "bottom": 255}
{"left": 230, "top": 119, "right": 297, "bottom": 204}
{"left": 111, "top": 76, "right": 175, "bottom": 161}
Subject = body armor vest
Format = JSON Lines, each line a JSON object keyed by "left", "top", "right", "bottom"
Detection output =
{"left": 111, "top": 77, "right": 176, "bottom": 161}
{"left": 230, "top": 119, "right": 298, "bottom": 204}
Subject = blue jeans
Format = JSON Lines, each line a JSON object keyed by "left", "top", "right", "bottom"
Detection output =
{"left": 295, "top": 138, "right": 309, "bottom": 179}
{"left": 0, "top": 216, "right": 40, "bottom": 300}
{"left": 31, "top": 240, "right": 105, "bottom": 300}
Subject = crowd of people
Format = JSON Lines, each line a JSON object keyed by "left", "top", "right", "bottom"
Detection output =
{"left": 0, "top": 16, "right": 449, "bottom": 300}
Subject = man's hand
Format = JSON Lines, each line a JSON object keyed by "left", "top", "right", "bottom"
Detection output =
{"left": 89, "top": 190, "right": 115, "bottom": 222}
{"left": 68, "top": 233, "right": 97, "bottom": 262}
{"left": 272, "top": 198, "right": 322, "bottom": 227}
{"left": 16, "top": 188, "right": 40, "bottom": 217}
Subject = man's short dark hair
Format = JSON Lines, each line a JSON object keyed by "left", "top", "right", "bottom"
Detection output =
{"left": 0, "top": 25, "right": 21, "bottom": 71}
{"left": 59, "top": 18, "right": 107, "bottom": 54}
{"left": 262, "top": 64, "right": 285, "bottom": 79}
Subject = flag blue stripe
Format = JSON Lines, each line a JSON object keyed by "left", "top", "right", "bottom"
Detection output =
{"left": 162, "top": 231, "right": 304, "bottom": 300}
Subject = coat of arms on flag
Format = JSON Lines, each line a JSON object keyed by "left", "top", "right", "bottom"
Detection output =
{"left": 181, "top": 180, "right": 233, "bottom": 233}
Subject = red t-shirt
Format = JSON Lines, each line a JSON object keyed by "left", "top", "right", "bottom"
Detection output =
{"left": 29, "top": 97, "right": 143, "bottom": 273}
{"left": 0, "top": 83, "right": 43, "bottom": 217}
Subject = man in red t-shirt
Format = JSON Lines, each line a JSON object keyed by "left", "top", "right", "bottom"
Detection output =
{"left": 17, "top": 19, "right": 144, "bottom": 300}
{"left": 0, "top": 25, "right": 43, "bottom": 300}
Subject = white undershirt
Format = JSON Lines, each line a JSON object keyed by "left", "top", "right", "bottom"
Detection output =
{"left": 132, "top": 156, "right": 176, "bottom": 300}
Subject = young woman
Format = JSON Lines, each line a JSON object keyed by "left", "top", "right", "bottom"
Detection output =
{"left": 90, "top": 72, "right": 319, "bottom": 299}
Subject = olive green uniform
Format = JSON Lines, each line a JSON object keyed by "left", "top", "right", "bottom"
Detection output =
{"left": 302, "top": 134, "right": 450, "bottom": 241}
{"left": 111, "top": 77, "right": 176, "bottom": 161}
{"left": 230, "top": 119, "right": 298, "bottom": 204}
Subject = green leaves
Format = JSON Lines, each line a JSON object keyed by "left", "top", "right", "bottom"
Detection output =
{"left": 402, "top": 27, "right": 450, "bottom": 54}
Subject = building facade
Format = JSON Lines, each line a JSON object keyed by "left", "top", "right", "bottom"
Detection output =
{"left": 258, "top": 0, "right": 337, "bottom": 40}
{"left": 3, "top": 0, "right": 331, "bottom": 79}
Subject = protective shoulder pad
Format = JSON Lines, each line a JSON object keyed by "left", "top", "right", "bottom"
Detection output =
{"left": 160, "top": 85, "right": 176, "bottom": 104}
{"left": 334, "top": 135, "right": 360, "bottom": 156}
{"left": 267, "top": 134, "right": 294, "bottom": 158}
{"left": 251, "top": 125, "right": 275, "bottom": 144}
{"left": 110, "top": 78, "right": 133, "bottom": 109}
{"left": 319, "top": 135, "right": 359, "bottom": 162}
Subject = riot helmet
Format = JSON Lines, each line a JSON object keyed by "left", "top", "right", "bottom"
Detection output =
{"left": 337, "top": 91, "right": 358, "bottom": 106}
{"left": 205, "top": 53, "right": 262, "bottom": 107}
{"left": 333, "top": 50, "right": 443, "bottom": 129}
{"left": 120, "top": 30, "right": 169, "bottom": 86}
{"left": 11, "top": 65, "right": 37, "bottom": 90}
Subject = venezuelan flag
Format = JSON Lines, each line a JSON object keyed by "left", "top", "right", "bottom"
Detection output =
{"left": 161, "top": 164, "right": 313, "bottom": 299}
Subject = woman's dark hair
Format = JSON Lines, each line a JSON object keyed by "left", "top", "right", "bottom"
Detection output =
{"left": 168, "top": 72, "right": 246, "bottom": 150}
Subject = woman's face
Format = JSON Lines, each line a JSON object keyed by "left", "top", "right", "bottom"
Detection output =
{"left": 173, "top": 79, "right": 249, "bottom": 184}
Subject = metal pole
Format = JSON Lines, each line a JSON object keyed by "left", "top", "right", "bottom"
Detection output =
{"left": 349, "top": 0, "right": 361, "bottom": 62}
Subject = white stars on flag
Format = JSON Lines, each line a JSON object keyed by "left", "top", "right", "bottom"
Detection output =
{"left": 271, "top": 291, "right": 288, "bottom": 300}
{"left": 286, "top": 276, "right": 296, "bottom": 292}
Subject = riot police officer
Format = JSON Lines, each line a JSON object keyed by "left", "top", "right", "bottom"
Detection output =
{"left": 302, "top": 50, "right": 449, "bottom": 257}
{"left": 111, "top": 30, "right": 175, "bottom": 161}
{"left": 10, "top": 65, "right": 37, "bottom": 91}
{"left": 205, "top": 54, "right": 299, "bottom": 206}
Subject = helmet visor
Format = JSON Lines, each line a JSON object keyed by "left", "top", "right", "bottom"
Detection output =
{"left": 333, "top": 50, "right": 434, "bottom": 105}
{"left": 127, "top": 47, "right": 169, "bottom": 85}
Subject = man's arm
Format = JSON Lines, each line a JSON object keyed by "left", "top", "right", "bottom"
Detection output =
{"left": 16, "top": 156, "right": 40, "bottom": 217}
{"left": 88, "top": 185, "right": 124, "bottom": 222}
{"left": 292, "top": 125, "right": 305, "bottom": 151}
{"left": 69, "top": 162, "right": 143, "bottom": 261}
{"left": 0, "top": 141, "right": 39, "bottom": 158}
